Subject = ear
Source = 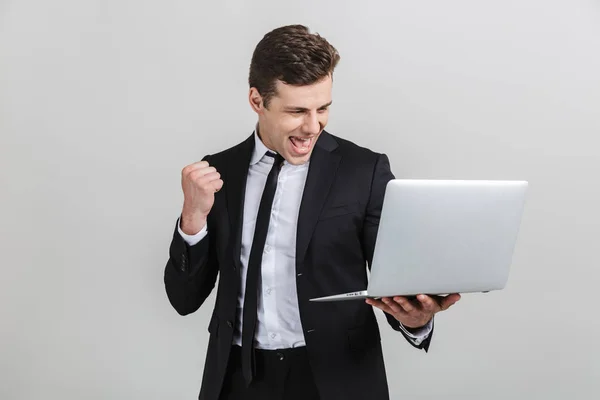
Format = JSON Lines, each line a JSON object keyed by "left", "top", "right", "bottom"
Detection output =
{"left": 248, "top": 88, "right": 263, "bottom": 114}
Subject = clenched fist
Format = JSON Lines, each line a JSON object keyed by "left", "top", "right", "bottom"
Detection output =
{"left": 180, "top": 160, "right": 223, "bottom": 235}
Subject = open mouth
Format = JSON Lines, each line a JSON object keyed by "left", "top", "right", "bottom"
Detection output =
{"left": 289, "top": 136, "right": 313, "bottom": 153}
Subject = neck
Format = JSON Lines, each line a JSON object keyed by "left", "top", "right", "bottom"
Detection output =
{"left": 256, "top": 122, "right": 276, "bottom": 152}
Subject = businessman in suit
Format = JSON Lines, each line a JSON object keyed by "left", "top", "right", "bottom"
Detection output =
{"left": 164, "top": 25, "right": 461, "bottom": 400}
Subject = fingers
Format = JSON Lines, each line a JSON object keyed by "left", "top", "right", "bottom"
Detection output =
{"left": 189, "top": 167, "right": 218, "bottom": 180}
{"left": 366, "top": 298, "right": 396, "bottom": 315}
{"left": 182, "top": 161, "right": 224, "bottom": 196}
{"left": 196, "top": 170, "right": 220, "bottom": 182}
{"left": 182, "top": 160, "right": 209, "bottom": 175}
{"left": 440, "top": 293, "right": 461, "bottom": 310}
{"left": 198, "top": 172, "right": 223, "bottom": 193}
{"left": 370, "top": 294, "right": 461, "bottom": 314}
{"left": 392, "top": 296, "right": 416, "bottom": 313}
{"left": 211, "top": 178, "right": 224, "bottom": 192}
{"left": 368, "top": 297, "right": 417, "bottom": 317}
{"left": 368, "top": 296, "right": 432, "bottom": 315}
{"left": 417, "top": 295, "right": 440, "bottom": 312}
{"left": 415, "top": 293, "right": 461, "bottom": 311}
{"left": 381, "top": 297, "right": 405, "bottom": 314}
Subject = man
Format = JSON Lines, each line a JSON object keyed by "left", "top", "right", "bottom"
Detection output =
{"left": 164, "top": 25, "right": 460, "bottom": 400}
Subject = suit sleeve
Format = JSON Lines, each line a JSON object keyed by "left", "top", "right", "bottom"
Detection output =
{"left": 163, "top": 156, "right": 219, "bottom": 316}
{"left": 361, "top": 153, "right": 434, "bottom": 352}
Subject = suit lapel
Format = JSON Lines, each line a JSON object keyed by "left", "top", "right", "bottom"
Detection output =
{"left": 226, "top": 134, "right": 255, "bottom": 270}
{"left": 296, "top": 131, "right": 341, "bottom": 268}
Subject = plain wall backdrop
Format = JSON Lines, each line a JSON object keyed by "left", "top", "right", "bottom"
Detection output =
{"left": 1, "top": 0, "right": 599, "bottom": 399}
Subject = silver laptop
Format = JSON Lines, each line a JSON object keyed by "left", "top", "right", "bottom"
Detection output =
{"left": 310, "top": 179, "right": 528, "bottom": 302}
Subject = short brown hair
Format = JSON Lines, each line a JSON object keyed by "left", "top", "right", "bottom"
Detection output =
{"left": 249, "top": 25, "right": 340, "bottom": 107}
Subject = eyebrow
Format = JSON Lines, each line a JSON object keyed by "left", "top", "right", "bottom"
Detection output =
{"left": 284, "top": 101, "right": 333, "bottom": 112}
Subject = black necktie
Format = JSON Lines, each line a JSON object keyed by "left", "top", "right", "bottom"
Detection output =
{"left": 241, "top": 151, "right": 285, "bottom": 386}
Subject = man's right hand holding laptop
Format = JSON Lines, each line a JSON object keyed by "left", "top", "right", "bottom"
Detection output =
{"left": 366, "top": 294, "right": 461, "bottom": 329}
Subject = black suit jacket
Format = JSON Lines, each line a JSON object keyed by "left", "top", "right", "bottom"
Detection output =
{"left": 164, "top": 131, "right": 432, "bottom": 400}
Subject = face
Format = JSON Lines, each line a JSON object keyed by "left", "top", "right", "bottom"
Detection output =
{"left": 249, "top": 75, "right": 332, "bottom": 165}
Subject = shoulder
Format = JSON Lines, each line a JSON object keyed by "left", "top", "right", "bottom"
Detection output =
{"left": 202, "top": 133, "right": 254, "bottom": 168}
{"left": 325, "top": 130, "right": 390, "bottom": 169}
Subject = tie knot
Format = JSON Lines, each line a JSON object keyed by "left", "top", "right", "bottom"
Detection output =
{"left": 265, "top": 151, "right": 284, "bottom": 167}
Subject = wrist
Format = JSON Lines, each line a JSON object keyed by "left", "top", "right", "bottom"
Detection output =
{"left": 403, "top": 324, "right": 424, "bottom": 334}
{"left": 401, "top": 318, "right": 431, "bottom": 331}
{"left": 180, "top": 209, "right": 207, "bottom": 235}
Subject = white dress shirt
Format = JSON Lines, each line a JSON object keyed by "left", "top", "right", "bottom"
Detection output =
{"left": 178, "top": 131, "right": 432, "bottom": 348}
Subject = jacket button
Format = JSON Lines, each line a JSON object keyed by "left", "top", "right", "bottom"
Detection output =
{"left": 180, "top": 253, "right": 187, "bottom": 271}
{"left": 227, "top": 320, "right": 233, "bottom": 328}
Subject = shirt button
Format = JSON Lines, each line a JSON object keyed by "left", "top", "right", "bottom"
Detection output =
{"left": 264, "top": 245, "right": 271, "bottom": 253}
{"left": 271, "top": 333, "right": 277, "bottom": 339}
{"left": 266, "top": 288, "right": 272, "bottom": 295}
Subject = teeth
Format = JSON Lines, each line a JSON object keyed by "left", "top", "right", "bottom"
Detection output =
{"left": 291, "top": 136, "right": 312, "bottom": 150}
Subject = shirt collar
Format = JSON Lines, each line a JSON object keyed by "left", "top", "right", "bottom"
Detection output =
{"left": 250, "top": 127, "right": 278, "bottom": 165}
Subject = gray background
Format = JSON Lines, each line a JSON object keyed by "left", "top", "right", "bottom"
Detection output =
{"left": 1, "top": 0, "right": 598, "bottom": 399}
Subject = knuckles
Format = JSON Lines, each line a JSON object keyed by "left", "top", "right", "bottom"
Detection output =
{"left": 186, "top": 167, "right": 218, "bottom": 182}
{"left": 181, "top": 161, "right": 211, "bottom": 176}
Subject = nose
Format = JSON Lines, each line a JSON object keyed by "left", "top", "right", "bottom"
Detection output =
{"left": 303, "top": 111, "right": 321, "bottom": 135}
